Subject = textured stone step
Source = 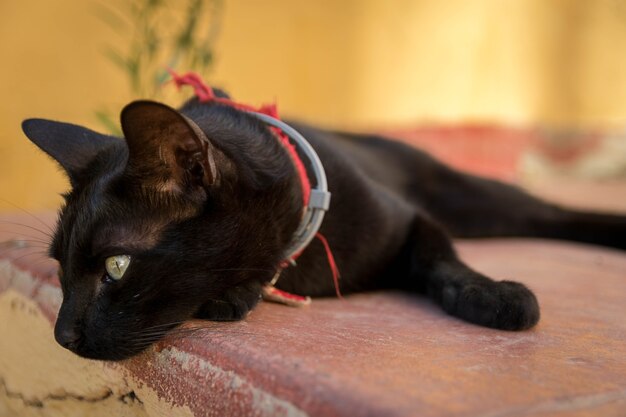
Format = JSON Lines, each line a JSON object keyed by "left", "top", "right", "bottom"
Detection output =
{"left": 1, "top": 211, "right": 625, "bottom": 417}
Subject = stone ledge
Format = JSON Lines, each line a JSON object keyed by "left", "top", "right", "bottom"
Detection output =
{"left": 1, "top": 214, "right": 626, "bottom": 417}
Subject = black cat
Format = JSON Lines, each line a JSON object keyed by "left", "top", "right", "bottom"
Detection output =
{"left": 22, "top": 97, "right": 626, "bottom": 361}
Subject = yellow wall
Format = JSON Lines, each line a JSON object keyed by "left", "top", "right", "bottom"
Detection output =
{"left": 2, "top": 0, "right": 626, "bottom": 211}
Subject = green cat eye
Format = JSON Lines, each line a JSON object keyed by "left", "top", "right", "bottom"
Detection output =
{"left": 104, "top": 255, "right": 131, "bottom": 281}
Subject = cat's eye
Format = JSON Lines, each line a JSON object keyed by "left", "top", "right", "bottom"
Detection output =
{"left": 104, "top": 255, "right": 131, "bottom": 281}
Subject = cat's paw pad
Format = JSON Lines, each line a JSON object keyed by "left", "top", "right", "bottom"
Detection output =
{"left": 442, "top": 280, "right": 539, "bottom": 330}
{"left": 492, "top": 281, "right": 540, "bottom": 330}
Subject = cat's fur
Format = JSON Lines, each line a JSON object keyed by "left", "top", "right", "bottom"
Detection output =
{"left": 22, "top": 97, "right": 626, "bottom": 361}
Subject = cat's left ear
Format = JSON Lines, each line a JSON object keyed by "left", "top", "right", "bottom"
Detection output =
{"left": 120, "top": 100, "right": 218, "bottom": 193}
{"left": 22, "top": 119, "right": 121, "bottom": 185}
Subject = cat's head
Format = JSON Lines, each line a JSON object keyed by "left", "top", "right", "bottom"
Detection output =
{"left": 22, "top": 100, "right": 301, "bottom": 360}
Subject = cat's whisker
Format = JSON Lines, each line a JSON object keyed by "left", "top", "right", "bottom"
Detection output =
{"left": 26, "top": 259, "right": 58, "bottom": 271}
{"left": 0, "top": 246, "right": 48, "bottom": 255}
{"left": 0, "top": 230, "right": 52, "bottom": 243}
{"left": 0, "top": 198, "right": 56, "bottom": 235}
{"left": 132, "top": 323, "right": 259, "bottom": 341}
{"left": 161, "top": 331, "right": 257, "bottom": 342}
{"left": 0, "top": 239, "right": 49, "bottom": 249}
{"left": 208, "top": 267, "right": 277, "bottom": 273}
{"left": 132, "top": 333, "right": 195, "bottom": 343}
{"left": 0, "top": 243, "right": 49, "bottom": 253}
{"left": 151, "top": 326, "right": 204, "bottom": 335}
{"left": 0, "top": 246, "right": 42, "bottom": 255}
{"left": 0, "top": 221, "right": 54, "bottom": 240}
{"left": 0, "top": 220, "right": 53, "bottom": 235}
{"left": 13, "top": 257, "right": 52, "bottom": 269}
{"left": 135, "top": 330, "right": 191, "bottom": 340}
{"left": 136, "top": 321, "right": 190, "bottom": 332}
{"left": 0, "top": 251, "right": 48, "bottom": 261}
{"left": 9, "top": 251, "right": 50, "bottom": 263}
{"left": 131, "top": 326, "right": 205, "bottom": 339}
{"left": 132, "top": 333, "right": 205, "bottom": 345}
{"left": 0, "top": 239, "right": 50, "bottom": 248}
{"left": 127, "top": 327, "right": 187, "bottom": 339}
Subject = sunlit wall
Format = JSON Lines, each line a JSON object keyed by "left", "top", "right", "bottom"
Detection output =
{"left": 1, "top": 0, "right": 626, "bottom": 210}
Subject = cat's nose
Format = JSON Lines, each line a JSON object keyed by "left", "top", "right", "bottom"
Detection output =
{"left": 54, "top": 324, "right": 82, "bottom": 351}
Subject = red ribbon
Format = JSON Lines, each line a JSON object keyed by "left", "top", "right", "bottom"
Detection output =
{"left": 169, "top": 69, "right": 342, "bottom": 299}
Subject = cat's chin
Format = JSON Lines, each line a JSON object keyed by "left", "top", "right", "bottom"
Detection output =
{"left": 76, "top": 347, "right": 148, "bottom": 361}
{"left": 60, "top": 339, "right": 151, "bottom": 362}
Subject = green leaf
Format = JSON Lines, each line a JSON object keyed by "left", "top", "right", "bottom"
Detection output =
{"left": 102, "top": 47, "right": 128, "bottom": 71}
{"left": 92, "top": 2, "right": 130, "bottom": 32}
{"left": 96, "top": 0, "right": 220, "bottom": 106}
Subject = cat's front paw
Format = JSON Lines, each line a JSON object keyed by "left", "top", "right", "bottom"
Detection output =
{"left": 194, "top": 281, "right": 263, "bottom": 321}
{"left": 442, "top": 280, "right": 540, "bottom": 330}
{"left": 195, "top": 299, "right": 251, "bottom": 321}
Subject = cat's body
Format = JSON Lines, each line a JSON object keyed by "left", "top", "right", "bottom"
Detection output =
{"left": 22, "top": 97, "right": 626, "bottom": 361}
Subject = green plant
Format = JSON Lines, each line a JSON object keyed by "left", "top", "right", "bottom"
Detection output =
{"left": 94, "top": 0, "right": 222, "bottom": 135}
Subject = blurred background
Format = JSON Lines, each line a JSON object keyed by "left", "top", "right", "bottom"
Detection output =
{"left": 1, "top": 0, "right": 626, "bottom": 212}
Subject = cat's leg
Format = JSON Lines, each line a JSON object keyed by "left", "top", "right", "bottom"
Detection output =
{"left": 531, "top": 209, "right": 626, "bottom": 250}
{"left": 194, "top": 281, "right": 263, "bottom": 321}
{"left": 417, "top": 172, "right": 626, "bottom": 250}
{"left": 402, "top": 215, "right": 540, "bottom": 330}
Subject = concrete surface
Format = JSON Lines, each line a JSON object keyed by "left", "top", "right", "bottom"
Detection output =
{"left": 1, "top": 182, "right": 625, "bottom": 416}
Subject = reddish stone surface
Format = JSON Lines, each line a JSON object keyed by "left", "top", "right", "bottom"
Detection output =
{"left": 382, "top": 125, "right": 535, "bottom": 181}
{"left": 383, "top": 124, "right": 610, "bottom": 182}
{"left": 1, "top": 204, "right": 625, "bottom": 416}
{"left": 142, "top": 240, "right": 626, "bottom": 417}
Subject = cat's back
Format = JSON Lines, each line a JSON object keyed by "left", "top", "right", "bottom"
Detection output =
{"left": 272, "top": 122, "right": 420, "bottom": 294}
{"left": 287, "top": 121, "right": 451, "bottom": 204}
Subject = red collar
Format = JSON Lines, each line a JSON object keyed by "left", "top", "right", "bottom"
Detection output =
{"left": 168, "top": 70, "right": 311, "bottom": 207}
{"left": 168, "top": 70, "right": 342, "bottom": 302}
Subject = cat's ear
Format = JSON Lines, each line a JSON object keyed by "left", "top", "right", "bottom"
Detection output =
{"left": 120, "top": 100, "right": 218, "bottom": 192}
{"left": 22, "top": 119, "right": 121, "bottom": 184}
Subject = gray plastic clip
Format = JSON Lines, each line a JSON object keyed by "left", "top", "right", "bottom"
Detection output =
{"left": 309, "top": 189, "right": 331, "bottom": 211}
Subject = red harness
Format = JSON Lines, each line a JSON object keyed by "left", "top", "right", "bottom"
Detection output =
{"left": 169, "top": 70, "right": 342, "bottom": 303}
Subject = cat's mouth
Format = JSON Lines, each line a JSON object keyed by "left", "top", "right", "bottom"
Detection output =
{"left": 54, "top": 318, "right": 192, "bottom": 361}
{"left": 72, "top": 342, "right": 144, "bottom": 361}
{"left": 56, "top": 332, "right": 159, "bottom": 361}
